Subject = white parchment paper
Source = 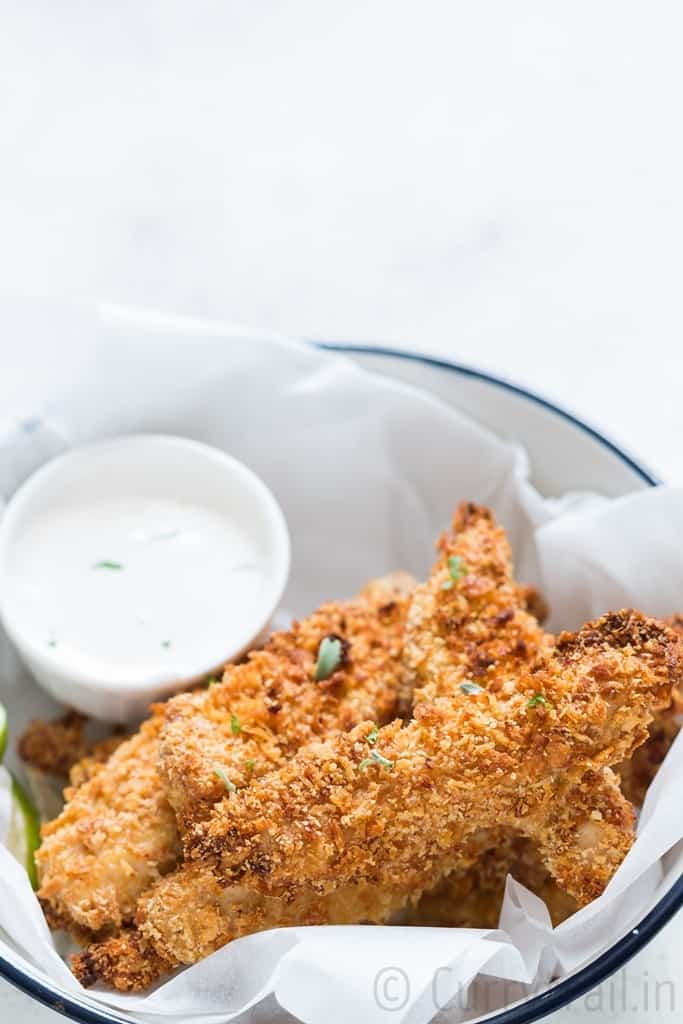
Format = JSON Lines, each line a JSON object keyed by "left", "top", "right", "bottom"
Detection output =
{"left": 0, "top": 308, "right": 681, "bottom": 1024}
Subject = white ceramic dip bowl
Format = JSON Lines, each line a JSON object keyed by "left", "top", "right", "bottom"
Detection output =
{"left": 0, "top": 435, "right": 290, "bottom": 720}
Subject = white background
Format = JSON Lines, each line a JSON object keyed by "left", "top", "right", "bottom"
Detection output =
{"left": 1, "top": 2, "right": 682, "bottom": 1021}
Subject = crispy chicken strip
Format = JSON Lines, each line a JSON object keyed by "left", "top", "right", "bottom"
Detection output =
{"left": 120, "top": 759, "right": 629, "bottom": 986}
{"left": 159, "top": 572, "right": 415, "bottom": 836}
{"left": 399, "top": 506, "right": 575, "bottom": 929}
{"left": 19, "top": 711, "right": 90, "bottom": 778}
{"left": 37, "top": 712, "right": 180, "bottom": 934}
{"left": 404, "top": 521, "right": 679, "bottom": 927}
{"left": 190, "top": 611, "right": 676, "bottom": 912}
{"left": 72, "top": 770, "right": 623, "bottom": 989}
{"left": 404, "top": 501, "right": 551, "bottom": 706}
{"left": 72, "top": 820, "right": 504, "bottom": 987}
{"left": 19, "top": 711, "right": 128, "bottom": 784}
{"left": 400, "top": 505, "right": 595, "bottom": 929}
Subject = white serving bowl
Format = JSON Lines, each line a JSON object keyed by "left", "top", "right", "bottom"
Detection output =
{"left": 0, "top": 304, "right": 677, "bottom": 1024}
{"left": 0, "top": 435, "right": 290, "bottom": 720}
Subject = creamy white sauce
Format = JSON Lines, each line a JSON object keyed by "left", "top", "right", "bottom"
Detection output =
{"left": 4, "top": 497, "right": 265, "bottom": 685}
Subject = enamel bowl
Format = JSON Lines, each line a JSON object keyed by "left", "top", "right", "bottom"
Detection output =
{"left": 0, "top": 313, "right": 678, "bottom": 1024}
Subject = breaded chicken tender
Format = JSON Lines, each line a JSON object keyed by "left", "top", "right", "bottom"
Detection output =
{"left": 123, "top": 743, "right": 630, "bottom": 986}
{"left": 191, "top": 610, "right": 676, "bottom": 913}
{"left": 405, "top": 502, "right": 551, "bottom": 706}
{"left": 37, "top": 712, "right": 180, "bottom": 934}
{"left": 19, "top": 708, "right": 128, "bottom": 794}
{"left": 73, "top": 818, "right": 505, "bottom": 987}
{"left": 74, "top": 870, "right": 411, "bottom": 987}
{"left": 19, "top": 711, "right": 90, "bottom": 779}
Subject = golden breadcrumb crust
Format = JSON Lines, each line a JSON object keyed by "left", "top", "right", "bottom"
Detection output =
{"left": 57, "top": 507, "right": 682, "bottom": 993}
{"left": 405, "top": 502, "right": 552, "bottom": 707}
{"left": 18, "top": 710, "right": 127, "bottom": 787}
{"left": 36, "top": 713, "right": 180, "bottom": 934}
{"left": 19, "top": 711, "right": 90, "bottom": 778}
{"left": 70, "top": 506, "right": 677, "bottom": 992}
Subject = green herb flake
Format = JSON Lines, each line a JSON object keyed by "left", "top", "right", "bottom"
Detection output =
{"left": 205, "top": 676, "right": 218, "bottom": 688}
{"left": 315, "top": 635, "right": 343, "bottom": 681}
{"left": 447, "top": 555, "right": 467, "bottom": 581}
{"left": 460, "top": 681, "right": 483, "bottom": 695}
{"left": 93, "top": 560, "right": 124, "bottom": 571}
{"left": 527, "top": 693, "right": 551, "bottom": 709}
{"left": 214, "top": 766, "right": 237, "bottom": 792}
{"left": 359, "top": 749, "right": 394, "bottom": 772}
{"left": 230, "top": 713, "right": 241, "bottom": 735}
{"left": 245, "top": 759, "right": 255, "bottom": 772}
{"left": 366, "top": 725, "right": 379, "bottom": 745}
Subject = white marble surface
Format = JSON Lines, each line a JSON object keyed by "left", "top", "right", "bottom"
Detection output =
{"left": 1, "top": 3, "right": 683, "bottom": 1021}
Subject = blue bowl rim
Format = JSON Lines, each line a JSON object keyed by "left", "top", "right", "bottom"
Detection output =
{"left": 1, "top": 343, "right": 679, "bottom": 1024}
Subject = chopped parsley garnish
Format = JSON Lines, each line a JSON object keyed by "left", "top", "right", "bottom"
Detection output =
{"left": 230, "top": 713, "right": 241, "bottom": 735}
{"left": 161, "top": 640, "right": 171, "bottom": 649}
{"left": 527, "top": 693, "right": 551, "bottom": 709}
{"left": 214, "top": 766, "right": 236, "bottom": 792}
{"left": 366, "top": 725, "right": 379, "bottom": 745}
{"left": 359, "top": 749, "right": 394, "bottom": 771}
{"left": 93, "top": 560, "right": 124, "bottom": 570}
{"left": 205, "top": 676, "right": 218, "bottom": 688}
{"left": 315, "top": 635, "right": 343, "bottom": 680}
{"left": 448, "top": 555, "right": 467, "bottom": 581}
{"left": 442, "top": 555, "right": 468, "bottom": 590}
{"left": 245, "top": 759, "right": 255, "bottom": 772}
{"left": 460, "top": 681, "right": 483, "bottom": 695}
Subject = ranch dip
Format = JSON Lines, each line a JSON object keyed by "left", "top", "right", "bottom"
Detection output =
{"left": 3, "top": 497, "right": 266, "bottom": 686}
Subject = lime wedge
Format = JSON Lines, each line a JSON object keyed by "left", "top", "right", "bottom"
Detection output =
{"left": 6, "top": 773, "right": 40, "bottom": 888}
{"left": 0, "top": 703, "right": 7, "bottom": 761}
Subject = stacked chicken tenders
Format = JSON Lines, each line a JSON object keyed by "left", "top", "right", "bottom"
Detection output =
{"left": 25, "top": 503, "right": 683, "bottom": 991}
